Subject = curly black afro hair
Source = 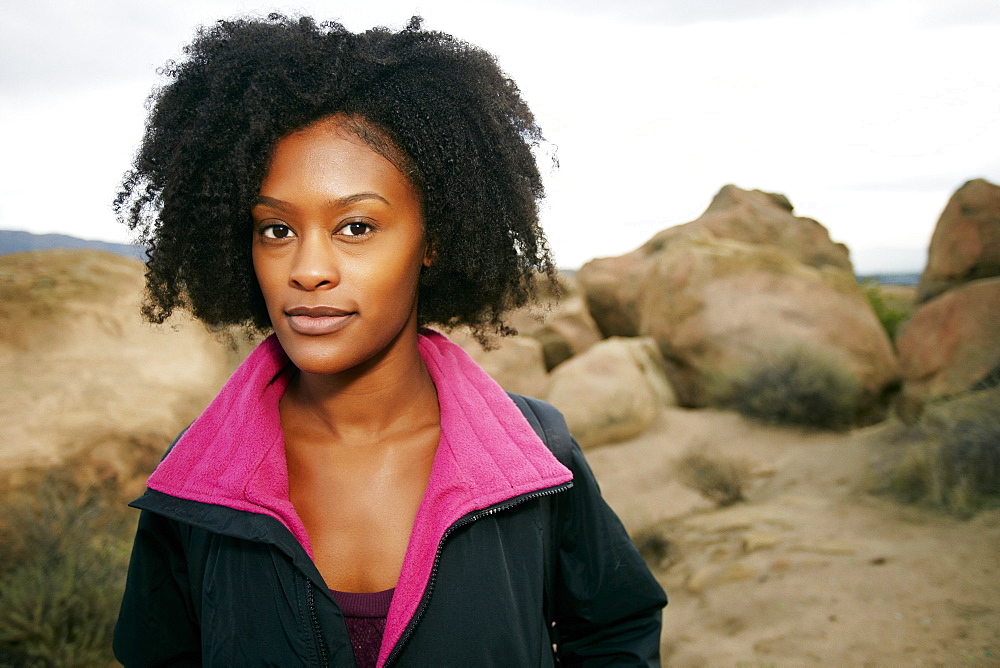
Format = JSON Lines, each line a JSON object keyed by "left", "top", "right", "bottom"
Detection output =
{"left": 115, "top": 14, "right": 556, "bottom": 342}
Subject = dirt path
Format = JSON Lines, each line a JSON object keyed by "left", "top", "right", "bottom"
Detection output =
{"left": 586, "top": 407, "right": 1000, "bottom": 665}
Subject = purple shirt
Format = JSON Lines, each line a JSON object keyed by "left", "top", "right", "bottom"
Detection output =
{"left": 329, "top": 588, "right": 395, "bottom": 668}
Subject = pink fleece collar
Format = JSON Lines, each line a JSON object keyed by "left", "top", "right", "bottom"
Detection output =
{"left": 146, "top": 335, "right": 305, "bottom": 545}
{"left": 145, "top": 329, "right": 572, "bottom": 666}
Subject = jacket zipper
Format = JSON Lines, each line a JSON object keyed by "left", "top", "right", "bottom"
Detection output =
{"left": 306, "top": 579, "right": 330, "bottom": 667}
{"left": 382, "top": 481, "right": 573, "bottom": 667}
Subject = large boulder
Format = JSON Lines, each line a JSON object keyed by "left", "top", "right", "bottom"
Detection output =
{"left": 506, "top": 275, "right": 603, "bottom": 370}
{"left": 526, "top": 293, "right": 602, "bottom": 370}
{"left": 447, "top": 329, "right": 550, "bottom": 399}
{"left": 578, "top": 185, "right": 853, "bottom": 339}
{"left": 917, "top": 178, "right": 1000, "bottom": 303}
{"left": 577, "top": 186, "right": 898, "bottom": 412}
{"left": 896, "top": 277, "right": 1000, "bottom": 410}
{"left": 0, "top": 250, "right": 245, "bottom": 497}
{"left": 574, "top": 252, "right": 646, "bottom": 338}
{"left": 546, "top": 337, "right": 676, "bottom": 448}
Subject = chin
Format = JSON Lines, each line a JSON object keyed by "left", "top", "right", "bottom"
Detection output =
{"left": 273, "top": 320, "right": 417, "bottom": 379}
{"left": 275, "top": 334, "right": 361, "bottom": 376}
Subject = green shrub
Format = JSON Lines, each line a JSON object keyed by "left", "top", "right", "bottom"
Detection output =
{"left": 722, "top": 348, "right": 860, "bottom": 430}
{"left": 861, "top": 279, "right": 913, "bottom": 341}
{"left": 0, "top": 474, "right": 134, "bottom": 666}
{"left": 675, "top": 448, "right": 753, "bottom": 506}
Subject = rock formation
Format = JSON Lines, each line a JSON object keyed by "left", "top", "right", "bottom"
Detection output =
{"left": 897, "top": 277, "right": 1000, "bottom": 408}
{"left": 505, "top": 274, "right": 602, "bottom": 370}
{"left": 0, "top": 250, "right": 246, "bottom": 497}
{"left": 448, "top": 328, "right": 550, "bottom": 399}
{"left": 577, "top": 185, "right": 899, "bottom": 412}
{"left": 545, "top": 337, "right": 676, "bottom": 448}
{"left": 895, "top": 179, "right": 1000, "bottom": 415}
{"left": 917, "top": 178, "right": 1000, "bottom": 303}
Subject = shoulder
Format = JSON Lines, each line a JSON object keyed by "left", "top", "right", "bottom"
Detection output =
{"left": 505, "top": 392, "right": 575, "bottom": 467}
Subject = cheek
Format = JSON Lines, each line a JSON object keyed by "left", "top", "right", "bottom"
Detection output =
{"left": 397, "top": 245, "right": 430, "bottom": 297}
{"left": 250, "top": 253, "right": 266, "bottom": 294}
{"left": 363, "top": 239, "right": 426, "bottom": 289}
{"left": 251, "top": 251, "right": 281, "bottom": 310}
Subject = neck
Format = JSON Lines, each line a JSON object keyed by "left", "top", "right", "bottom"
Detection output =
{"left": 282, "top": 328, "right": 439, "bottom": 445}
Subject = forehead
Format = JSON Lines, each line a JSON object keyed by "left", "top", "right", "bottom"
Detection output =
{"left": 335, "top": 116, "right": 418, "bottom": 180}
{"left": 261, "top": 118, "right": 413, "bottom": 198}
{"left": 278, "top": 114, "right": 420, "bottom": 190}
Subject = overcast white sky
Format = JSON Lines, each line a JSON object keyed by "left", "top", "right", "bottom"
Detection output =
{"left": 2, "top": 0, "right": 998, "bottom": 272}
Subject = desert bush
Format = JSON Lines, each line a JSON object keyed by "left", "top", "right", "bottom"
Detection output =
{"left": 882, "top": 397, "right": 1000, "bottom": 517}
{"left": 722, "top": 348, "right": 860, "bottom": 430}
{"left": 970, "top": 361, "right": 1000, "bottom": 392}
{"left": 632, "top": 529, "right": 673, "bottom": 568}
{"left": 0, "top": 473, "right": 134, "bottom": 666}
{"left": 675, "top": 448, "right": 753, "bottom": 507}
{"left": 883, "top": 436, "right": 935, "bottom": 504}
{"left": 861, "top": 279, "right": 913, "bottom": 341}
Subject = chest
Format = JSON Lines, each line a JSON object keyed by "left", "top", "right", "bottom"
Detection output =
{"left": 285, "top": 432, "right": 438, "bottom": 593}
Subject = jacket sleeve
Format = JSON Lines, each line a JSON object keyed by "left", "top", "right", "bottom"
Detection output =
{"left": 113, "top": 507, "right": 201, "bottom": 667}
{"left": 551, "top": 439, "right": 667, "bottom": 667}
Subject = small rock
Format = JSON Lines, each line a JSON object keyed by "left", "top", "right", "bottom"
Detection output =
{"left": 716, "top": 562, "right": 756, "bottom": 585}
{"left": 775, "top": 494, "right": 830, "bottom": 510}
{"left": 686, "top": 562, "right": 756, "bottom": 593}
{"left": 791, "top": 540, "right": 857, "bottom": 556}
{"left": 709, "top": 546, "right": 730, "bottom": 562}
{"left": 686, "top": 566, "right": 717, "bottom": 593}
{"left": 683, "top": 504, "right": 797, "bottom": 532}
{"left": 743, "top": 531, "right": 782, "bottom": 553}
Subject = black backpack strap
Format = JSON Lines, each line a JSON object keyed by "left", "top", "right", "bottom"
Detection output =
{"left": 506, "top": 392, "right": 575, "bottom": 469}
{"left": 507, "top": 392, "right": 575, "bottom": 663}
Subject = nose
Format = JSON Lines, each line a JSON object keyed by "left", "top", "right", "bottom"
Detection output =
{"left": 288, "top": 234, "right": 340, "bottom": 291}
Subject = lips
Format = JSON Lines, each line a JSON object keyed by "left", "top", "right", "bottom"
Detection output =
{"left": 284, "top": 305, "right": 356, "bottom": 336}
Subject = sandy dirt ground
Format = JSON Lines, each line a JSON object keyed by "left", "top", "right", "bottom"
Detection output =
{"left": 585, "top": 407, "right": 1000, "bottom": 666}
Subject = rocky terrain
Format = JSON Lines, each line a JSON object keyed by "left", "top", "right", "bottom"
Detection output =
{"left": 588, "top": 408, "right": 999, "bottom": 664}
{"left": 0, "top": 250, "right": 254, "bottom": 499}
{"left": 1, "top": 179, "right": 998, "bottom": 664}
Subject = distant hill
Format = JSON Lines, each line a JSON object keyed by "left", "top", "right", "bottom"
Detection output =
{"left": 0, "top": 229, "right": 146, "bottom": 261}
{"left": 856, "top": 273, "right": 920, "bottom": 286}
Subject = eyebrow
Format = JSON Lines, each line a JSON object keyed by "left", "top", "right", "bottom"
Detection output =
{"left": 254, "top": 192, "right": 390, "bottom": 211}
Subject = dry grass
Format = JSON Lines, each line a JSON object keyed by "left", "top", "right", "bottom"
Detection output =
{"left": 632, "top": 529, "right": 674, "bottom": 569}
{"left": 721, "top": 347, "right": 861, "bottom": 431}
{"left": 0, "top": 472, "right": 134, "bottom": 666}
{"left": 675, "top": 448, "right": 754, "bottom": 507}
{"left": 880, "top": 389, "right": 1000, "bottom": 517}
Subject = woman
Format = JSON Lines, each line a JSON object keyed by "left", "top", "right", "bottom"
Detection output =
{"left": 113, "top": 15, "right": 666, "bottom": 667}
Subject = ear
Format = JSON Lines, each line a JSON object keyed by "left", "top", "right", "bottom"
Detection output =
{"left": 422, "top": 243, "right": 437, "bottom": 267}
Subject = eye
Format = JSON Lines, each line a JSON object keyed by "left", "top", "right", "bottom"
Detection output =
{"left": 260, "top": 223, "right": 295, "bottom": 239}
{"left": 339, "top": 221, "right": 373, "bottom": 237}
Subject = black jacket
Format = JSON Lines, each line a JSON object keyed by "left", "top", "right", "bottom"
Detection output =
{"left": 114, "top": 333, "right": 666, "bottom": 666}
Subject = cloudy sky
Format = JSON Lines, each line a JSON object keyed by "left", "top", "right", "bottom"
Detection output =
{"left": 2, "top": 0, "right": 998, "bottom": 272}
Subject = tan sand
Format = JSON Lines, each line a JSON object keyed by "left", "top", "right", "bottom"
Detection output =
{"left": 586, "top": 407, "right": 1000, "bottom": 665}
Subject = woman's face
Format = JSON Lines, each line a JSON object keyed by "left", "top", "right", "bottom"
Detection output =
{"left": 251, "top": 117, "right": 430, "bottom": 377}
